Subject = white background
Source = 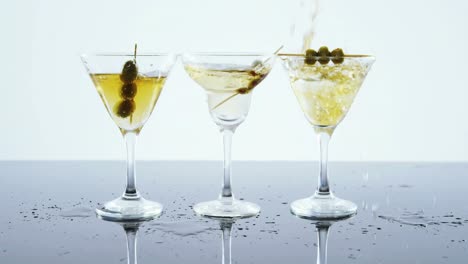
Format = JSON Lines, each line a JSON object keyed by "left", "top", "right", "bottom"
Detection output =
{"left": 2, "top": 0, "right": 467, "bottom": 161}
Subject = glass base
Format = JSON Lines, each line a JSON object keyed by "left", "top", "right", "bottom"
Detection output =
{"left": 290, "top": 192, "right": 357, "bottom": 220}
{"left": 96, "top": 196, "right": 163, "bottom": 222}
{"left": 193, "top": 198, "right": 260, "bottom": 218}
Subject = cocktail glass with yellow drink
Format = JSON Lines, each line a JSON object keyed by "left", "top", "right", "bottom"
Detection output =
{"left": 81, "top": 47, "right": 176, "bottom": 221}
{"left": 182, "top": 53, "right": 275, "bottom": 218}
{"left": 281, "top": 47, "right": 374, "bottom": 219}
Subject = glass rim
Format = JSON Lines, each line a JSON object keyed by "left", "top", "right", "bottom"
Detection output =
{"left": 80, "top": 52, "right": 178, "bottom": 58}
{"left": 279, "top": 53, "right": 375, "bottom": 60}
{"left": 182, "top": 52, "right": 274, "bottom": 57}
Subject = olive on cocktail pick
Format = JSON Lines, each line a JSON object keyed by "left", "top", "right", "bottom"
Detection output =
{"left": 304, "top": 49, "right": 317, "bottom": 65}
{"left": 252, "top": 60, "right": 263, "bottom": 69}
{"left": 331, "top": 48, "right": 345, "bottom": 64}
{"left": 248, "top": 74, "right": 265, "bottom": 89}
{"left": 115, "top": 99, "right": 136, "bottom": 118}
{"left": 237, "top": 73, "right": 266, "bottom": 95}
{"left": 120, "top": 60, "right": 138, "bottom": 83}
{"left": 318, "top": 46, "right": 331, "bottom": 65}
{"left": 121, "top": 83, "right": 137, "bottom": 99}
{"left": 237, "top": 88, "right": 250, "bottom": 94}
{"left": 250, "top": 60, "right": 264, "bottom": 76}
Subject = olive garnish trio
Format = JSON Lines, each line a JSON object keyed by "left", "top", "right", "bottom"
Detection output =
{"left": 304, "top": 46, "right": 345, "bottom": 65}
{"left": 115, "top": 45, "right": 139, "bottom": 119}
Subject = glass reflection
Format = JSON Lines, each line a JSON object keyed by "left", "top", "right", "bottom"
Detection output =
{"left": 202, "top": 218, "right": 237, "bottom": 264}
{"left": 315, "top": 221, "right": 330, "bottom": 264}
{"left": 121, "top": 221, "right": 141, "bottom": 264}
{"left": 103, "top": 220, "right": 143, "bottom": 264}
{"left": 220, "top": 219, "right": 234, "bottom": 264}
{"left": 310, "top": 217, "right": 353, "bottom": 264}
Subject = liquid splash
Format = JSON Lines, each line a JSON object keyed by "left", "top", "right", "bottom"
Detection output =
{"left": 378, "top": 210, "right": 464, "bottom": 228}
{"left": 289, "top": 0, "right": 320, "bottom": 52}
{"left": 150, "top": 221, "right": 217, "bottom": 237}
{"left": 59, "top": 207, "right": 94, "bottom": 218}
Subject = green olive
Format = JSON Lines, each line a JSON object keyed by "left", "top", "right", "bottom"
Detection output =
{"left": 115, "top": 99, "right": 135, "bottom": 118}
{"left": 331, "top": 48, "right": 345, "bottom": 64}
{"left": 248, "top": 74, "right": 266, "bottom": 90}
{"left": 251, "top": 60, "right": 263, "bottom": 69}
{"left": 120, "top": 83, "right": 137, "bottom": 99}
{"left": 318, "top": 46, "right": 330, "bottom": 56}
{"left": 304, "top": 49, "right": 317, "bottom": 65}
{"left": 237, "top": 75, "right": 265, "bottom": 95}
{"left": 318, "top": 46, "right": 331, "bottom": 65}
{"left": 237, "top": 88, "right": 250, "bottom": 94}
{"left": 120, "top": 60, "right": 138, "bottom": 83}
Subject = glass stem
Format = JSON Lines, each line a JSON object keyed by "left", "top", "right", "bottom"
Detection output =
{"left": 316, "top": 223, "right": 330, "bottom": 264}
{"left": 125, "top": 227, "right": 138, "bottom": 264}
{"left": 124, "top": 132, "right": 139, "bottom": 199}
{"left": 316, "top": 128, "right": 334, "bottom": 195}
{"left": 220, "top": 129, "right": 234, "bottom": 202}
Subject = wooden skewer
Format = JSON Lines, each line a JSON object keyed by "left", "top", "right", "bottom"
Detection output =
{"left": 272, "top": 45, "right": 285, "bottom": 55}
{"left": 277, "top": 53, "right": 372, "bottom": 58}
{"left": 211, "top": 45, "right": 284, "bottom": 110}
{"left": 133, "top": 43, "right": 137, "bottom": 62}
{"left": 254, "top": 45, "right": 285, "bottom": 68}
{"left": 130, "top": 43, "right": 138, "bottom": 123}
{"left": 211, "top": 93, "right": 239, "bottom": 110}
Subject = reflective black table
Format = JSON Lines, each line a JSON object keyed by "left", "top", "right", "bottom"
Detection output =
{"left": 1, "top": 161, "right": 467, "bottom": 263}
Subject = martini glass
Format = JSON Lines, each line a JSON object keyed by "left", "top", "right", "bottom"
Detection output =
{"left": 182, "top": 53, "right": 274, "bottom": 218}
{"left": 281, "top": 54, "right": 374, "bottom": 219}
{"left": 81, "top": 53, "right": 176, "bottom": 221}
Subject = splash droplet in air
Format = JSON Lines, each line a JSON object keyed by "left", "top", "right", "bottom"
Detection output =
{"left": 288, "top": 0, "right": 320, "bottom": 53}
